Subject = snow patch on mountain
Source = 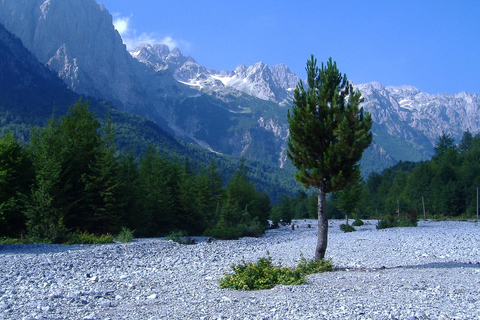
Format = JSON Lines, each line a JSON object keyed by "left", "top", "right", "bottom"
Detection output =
{"left": 130, "top": 43, "right": 300, "bottom": 105}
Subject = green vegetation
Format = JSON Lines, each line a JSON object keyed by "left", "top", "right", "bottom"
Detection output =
{"left": 0, "top": 101, "right": 273, "bottom": 243}
{"left": 115, "top": 227, "right": 134, "bottom": 243}
{"left": 63, "top": 231, "right": 114, "bottom": 245}
{"left": 166, "top": 230, "right": 194, "bottom": 244}
{"left": 287, "top": 56, "right": 372, "bottom": 260}
{"left": 377, "top": 211, "right": 418, "bottom": 230}
{"left": 339, "top": 223, "right": 356, "bottom": 233}
{"left": 273, "top": 131, "right": 480, "bottom": 225}
{"left": 352, "top": 219, "right": 364, "bottom": 227}
{"left": 218, "top": 255, "right": 333, "bottom": 291}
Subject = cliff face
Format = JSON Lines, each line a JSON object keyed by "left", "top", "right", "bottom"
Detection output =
{"left": 0, "top": 0, "right": 150, "bottom": 112}
{"left": 1, "top": 0, "right": 479, "bottom": 175}
{"left": 358, "top": 82, "right": 480, "bottom": 147}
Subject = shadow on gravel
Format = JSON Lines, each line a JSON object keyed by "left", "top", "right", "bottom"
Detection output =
{"left": 336, "top": 262, "right": 480, "bottom": 273}
{"left": 0, "top": 243, "right": 87, "bottom": 255}
{"left": 398, "top": 262, "right": 480, "bottom": 270}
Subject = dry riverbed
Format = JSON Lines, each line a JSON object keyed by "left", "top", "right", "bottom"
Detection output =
{"left": 1, "top": 220, "right": 479, "bottom": 319}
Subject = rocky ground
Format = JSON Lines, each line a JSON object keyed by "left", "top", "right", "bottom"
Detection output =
{"left": 1, "top": 220, "right": 479, "bottom": 320}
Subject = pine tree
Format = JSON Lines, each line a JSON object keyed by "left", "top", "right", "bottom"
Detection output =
{"left": 27, "top": 117, "right": 68, "bottom": 242}
{"left": 0, "top": 132, "right": 33, "bottom": 237}
{"left": 433, "top": 131, "right": 456, "bottom": 161}
{"left": 117, "top": 151, "right": 141, "bottom": 231}
{"left": 27, "top": 100, "right": 123, "bottom": 240}
{"left": 287, "top": 56, "right": 372, "bottom": 260}
{"left": 459, "top": 130, "right": 474, "bottom": 153}
{"left": 335, "top": 180, "right": 364, "bottom": 224}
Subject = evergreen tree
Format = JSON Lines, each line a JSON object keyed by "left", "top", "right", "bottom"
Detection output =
{"left": 27, "top": 117, "right": 68, "bottom": 242}
{"left": 433, "top": 131, "right": 456, "bottom": 161}
{"left": 335, "top": 180, "right": 364, "bottom": 224}
{"left": 0, "top": 132, "right": 33, "bottom": 236}
{"left": 27, "top": 100, "right": 123, "bottom": 240}
{"left": 117, "top": 151, "right": 141, "bottom": 231}
{"left": 177, "top": 157, "right": 203, "bottom": 234}
{"left": 195, "top": 160, "right": 224, "bottom": 226}
{"left": 287, "top": 56, "right": 372, "bottom": 260}
{"left": 459, "top": 130, "right": 474, "bottom": 153}
{"left": 83, "top": 111, "right": 123, "bottom": 234}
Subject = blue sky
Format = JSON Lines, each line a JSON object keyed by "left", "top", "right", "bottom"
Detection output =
{"left": 98, "top": 0, "right": 479, "bottom": 95}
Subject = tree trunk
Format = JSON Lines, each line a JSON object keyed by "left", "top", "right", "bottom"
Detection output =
{"left": 316, "top": 185, "right": 328, "bottom": 260}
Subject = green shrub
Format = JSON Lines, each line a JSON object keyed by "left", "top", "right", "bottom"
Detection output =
{"left": 116, "top": 227, "right": 134, "bottom": 243}
{"left": 296, "top": 256, "right": 334, "bottom": 275}
{"left": 0, "top": 236, "right": 32, "bottom": 245}
{"left": 377, "top": 214, "right": 396, "bottom": 229}
{"left": 377, "top": 211, "right": 417, "bottom": 230}
{"left": 219, "top": 255, "right": 334, "bottom": 291}
{"left": 63, "top": 231, "right": 114, "bottom": 244}
{"left": 166, "top": 230, "right": 195, "bottom": 244}
{"left": 352, "top": 219, "right": 364, "bottom": 227}
{"left": 340, "top": 223, "right": 356, "bottom": 232}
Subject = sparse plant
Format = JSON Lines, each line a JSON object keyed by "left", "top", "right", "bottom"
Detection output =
{"left": 219, "top": 255, "right": 333, "bottom": 291}
{"left": 116, "top": 227, "right": 134, "bottom": 243}
{"left": 352, "top": 218, "right": 364, "bottom": 227}
{"left": 377, "top": 211, "right": 417, "bottom": 230}
{"left": 166, "top": 230, "right": 195, "bottom": 244}
{"left": 340, "top": 223, "right": 356, "bottom": 232}
{"left": 377, "top": 214, "right": 396, "bottom": 229}
{"left": 63, "top": 230, "right": 114, "bottom": 244}
{"left": 296, "top": 255, "right": 334, "bottom": 274}
{"left": 0, "top": 236, "right": 32, "bottom": 245}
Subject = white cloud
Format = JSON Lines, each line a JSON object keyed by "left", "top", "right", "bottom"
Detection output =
{"left": 112, "top": 14, "right": 191, "bottom": 52}
{"left": 113, "top": 16, "right": 130, "bottom": 35}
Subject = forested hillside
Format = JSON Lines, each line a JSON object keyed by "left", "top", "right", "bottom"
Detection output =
{"left": 273, "top": 131, "right": 480, "bottom": 223}
{"left": 0, "top": 101, "right": 277, "bottom": 242}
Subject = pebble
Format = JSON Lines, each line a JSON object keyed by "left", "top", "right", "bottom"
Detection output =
{"left": 0, "top": 220, "right": 479, "bottom": 319}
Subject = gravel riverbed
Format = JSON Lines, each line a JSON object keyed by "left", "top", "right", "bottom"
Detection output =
{"left": 1, "top": 220, "right": 479, "bottom": 320}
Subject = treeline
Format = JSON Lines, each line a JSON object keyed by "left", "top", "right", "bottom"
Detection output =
{"left": 0, "top": 101, "right": 271, "bottom": 242}
{"left": 273, "top": 131, "right": 480, "bottom": 222}
{"left": 361, "top": 131, "right": 480, "bottom": 218}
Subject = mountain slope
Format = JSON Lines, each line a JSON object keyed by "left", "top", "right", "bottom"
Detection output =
{"left": 0, "top": 21, "right": 299, "bottom": 202}
{"left": 1, "top": 0, "right": 479, "bottom": 177}
{"left": 0, "top": 21, "right": 182, "bottom": 153}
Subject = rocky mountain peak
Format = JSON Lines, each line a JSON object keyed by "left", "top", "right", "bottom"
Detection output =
{"left": 0, "top": 0, "right": 149, "bottom": 112}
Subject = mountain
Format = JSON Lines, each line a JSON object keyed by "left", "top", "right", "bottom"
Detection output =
{"left": 1, "top": 0, "right": 479, "bottom": 177}
{"left": 132, "top": 43, "right": 480, "bottom": 172}
{"left": 0, "top": 20, "right": 299, "bottom": 202}
{"left": 131, "top": 43, "right": 300, "bottom": 105}
{"left": 357, "top": 82, "right": 480, "bottom": 160}
{"left": 0, "top": 20, "right": 183, "bottom": 153}
{"left": 0, "top": 0, "right": 152, "bottom": 114}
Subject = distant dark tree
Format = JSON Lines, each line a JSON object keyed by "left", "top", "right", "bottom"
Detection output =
{"left": 206, "top": 158, "right": 268, "bottom": 239}
{"left": 27, "top": 116, "right": 68, "bottom": 242}
{"left": 335, "top": 180, "right": 364, "bottom": 224}
{"left": 117, "top": 150, "right": 141, "bottom": 230}
{"left": 459, "top": 130, "right": 474, "bottom": 153}
{"left": 0, "top": 132, "right": 33, "bottom": 237}
{"left": 26, "top": 100, "right": 123, "bottom": 241}
{"left": 433, "top": 131, "right": 456, "bottom": 161}
{"left": 287, "top": 56, "right": 372, "bottom": 260}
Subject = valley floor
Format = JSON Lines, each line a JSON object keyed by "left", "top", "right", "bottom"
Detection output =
{"left": 1, "top": 220, "right": 479, "bottom": 319}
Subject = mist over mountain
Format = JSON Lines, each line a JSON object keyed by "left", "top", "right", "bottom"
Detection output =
{"left": 0, "top": 0, "right": 478, "bottom": 175}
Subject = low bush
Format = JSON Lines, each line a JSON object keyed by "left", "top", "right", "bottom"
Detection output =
{"left": 340, "top": 223, "right": 356, "bottom": 232}
{"left": 116, "top": 227, "right": 134, "bottom": 243}
{"left": 166, "top": 230, "right": 195, "bottom": 244}
{"left": 296, "top": 255, "right": 334, "bottom": 275}
{"left": 63, "top": 231, "right": 114, "bottom": 244}
{"left": 352, "top": 219, "right": 364, "bottom": 227}
{"left": 0, "top": 236, "right": 32, "bottom": 245}
{"left": 377, "top": 211, "right": 417, "bottom": 230}
{"left": 219, "top": 255, "right": 333, "bottom": 291}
